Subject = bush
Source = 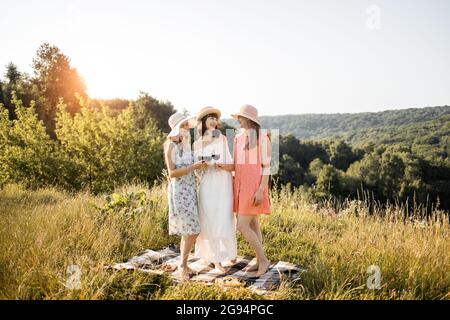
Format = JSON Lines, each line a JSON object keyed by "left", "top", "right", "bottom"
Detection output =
{"left": 0, "top": 94, "right": 166, "bottom": 193}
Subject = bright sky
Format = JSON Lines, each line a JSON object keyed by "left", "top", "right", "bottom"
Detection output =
{"left": 1, "top": 0, "right": 449, "bottom": 116}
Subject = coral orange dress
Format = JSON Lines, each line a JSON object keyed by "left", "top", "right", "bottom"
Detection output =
{"left": 233, "top": 131, "right": 271, "bottom": 215}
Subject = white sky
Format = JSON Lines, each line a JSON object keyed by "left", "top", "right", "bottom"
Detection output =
{"left": 1, "top": 0, "right": 449, "bottom": 117}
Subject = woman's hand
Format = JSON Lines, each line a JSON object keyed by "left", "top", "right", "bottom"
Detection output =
{"left": 214, "top": 163, "right": 224, "bottom": 170}
{"left": 192, "top": 160, "right": 207, "bottom": 170}
{"left": 253, "top": 189, "right": 263, "bottom": 206}
{"left": 214, "top": 163, "right": 235, "bottom": 172}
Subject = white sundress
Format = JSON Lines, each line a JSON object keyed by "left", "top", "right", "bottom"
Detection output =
{"left": 194, "top": 135, "right": 237, "bottom": 263}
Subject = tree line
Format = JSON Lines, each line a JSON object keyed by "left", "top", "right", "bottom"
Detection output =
{"left": 275, "top": 135, "right": 450, "bottom": 214}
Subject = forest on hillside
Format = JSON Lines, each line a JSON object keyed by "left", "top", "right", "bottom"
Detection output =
{"left": 223, "top": 107, "right": 450, "bottom": 140}
{"left": 1, "top": 43, "right": 449, "bottom": 214}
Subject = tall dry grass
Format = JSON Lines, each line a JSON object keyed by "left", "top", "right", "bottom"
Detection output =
{"left": 0, "top": 182, "right": 448, "bottom": 299}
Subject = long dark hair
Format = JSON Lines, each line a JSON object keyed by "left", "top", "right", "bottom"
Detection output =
{"left": 199, "top": 113, "right": 219, "bottom": 137}
{"left": 244, "top": 118, "right": 273, "bottom": 191}
{"left": 245, "top": 119, "right": 261, "bottom": 150}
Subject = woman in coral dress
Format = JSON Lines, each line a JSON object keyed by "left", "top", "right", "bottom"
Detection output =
{"left": 230, "top": 104, "right": 272, "bottom": 277}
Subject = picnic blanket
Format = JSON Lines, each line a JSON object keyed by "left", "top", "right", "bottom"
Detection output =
{"left": 107, "top": 245, "right": 306, "bottom": 294}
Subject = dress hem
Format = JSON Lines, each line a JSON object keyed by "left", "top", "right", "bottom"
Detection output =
{"left": 234, "top": 211, "right": 271, "bottom": 215}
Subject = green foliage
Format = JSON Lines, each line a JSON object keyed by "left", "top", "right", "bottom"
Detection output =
{"left": 131, "top": 92, "right": 176, "bottom": 133}
{"left": 224, "top": 106, "right": 450, "bottom": 141}
{"left": 314, "top": 164, "right": 341, "bottom": 198}
{"left": 277, "top": 154, "right": 305, "bottom": 186}
{"left": 32, "top": 43, "right": 87, "bottom": 116}
{"left": 0, "top": 93, "right": 165, "bottom": 194}
{"left": 274, "top": 134, "right": 450, "bottom": 212}
{"left": 279, "top": 135, "right": 329, "bottom": 169}
{"left": 1, "top": 63, "right": 41, "bottom": 121}
{"left": 92, "top": 190, "right": 148, "bottom": 221}
{"left": 90, "top": 98, "right": 130, "bottom": 116}
{"left": 55, "top": 97, "right": 165, "bottom": 193}
{"left": 332, "top": 114, "right": 450, "bottom": 164}
{"left": 0, "top": 92, "right": 60, "bottom": 189}
{"left": 328, "top": 140, "right": 361, "bottom": 171}
{"left": 0, "top": 104, "right": 10, "bottom": 186}
{"left": 1, "top": 44, "right": 87, "bottom": 138}
{"left": 90, "top": 189, "right": 150, "bottom": 252}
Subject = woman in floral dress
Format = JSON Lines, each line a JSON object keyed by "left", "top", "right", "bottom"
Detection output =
{"left": 164, "top": 112, "right": 207, "bottom": 281}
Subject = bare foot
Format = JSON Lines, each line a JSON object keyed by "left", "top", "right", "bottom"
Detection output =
{"left": 256, "top": 259, "right": 270, "bottom": 277}
{"left": 214, "top": 263, "right": 227, "bottom": 274}
{"left": 177, "top": 267, "right": 191, "bottom": 282}
{"left": 185, "top": 266, "right": 198, "bottom": 276}
{"left": 243, "top": 262, "right": 259, "bottom": 272}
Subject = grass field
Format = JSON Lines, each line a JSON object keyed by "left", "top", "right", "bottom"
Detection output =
{"left": 0, "top": 182, "right": 449, "bottom": 300}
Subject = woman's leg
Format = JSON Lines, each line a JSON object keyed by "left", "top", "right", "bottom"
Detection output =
{"left": 237, "top": 215, "right": 270, "bottom": 276}
{"left": 214, "top": 262, "right": 227, "bottom": 273}
{"left": 250, "top": 217, "right": 263, "bottom": 245}
{"left": 180, "top": 234, "right": 198, "bottom": 279}
{"left": 243, "top": 217, "right": 263, "bottom": 272}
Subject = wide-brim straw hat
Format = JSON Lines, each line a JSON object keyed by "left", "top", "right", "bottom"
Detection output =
{"left": 167, "top": 112, "right": 196, "bottom": 137}
{"left": 231, "top": 104, "right": 261, "bottom": 126}
{"left": 196, "top": 106, "right": 222, "bottom": 122}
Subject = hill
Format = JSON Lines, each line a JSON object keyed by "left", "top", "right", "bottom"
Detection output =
{"left": 223, "top": 106, "right": 450, "bottom": 142}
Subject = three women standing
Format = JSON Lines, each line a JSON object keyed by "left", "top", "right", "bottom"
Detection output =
{"left": 163, "top": 104, "right": 272, "bottom": 280}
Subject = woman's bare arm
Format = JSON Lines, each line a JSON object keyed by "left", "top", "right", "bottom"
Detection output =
{"left": 164, "top": 142, "right": 203, "bottom": 178}
{"left": 215, "top": 135, "right": 234, "bottom": 171}
{"left": 258, "top": 134, "right": 272, "bottom": 191}
{"left": 253, "top": 135, "right": 271, "bottom": 206}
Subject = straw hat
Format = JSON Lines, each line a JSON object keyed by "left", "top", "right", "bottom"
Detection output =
{"left": 231, "top": 104, "right": 261, "bottom": 126}
{"left": 167, "top": 112, "right": 196, "bottom": 137}
{"left": 196, "top": 106, "right": 222, "bottom": 122}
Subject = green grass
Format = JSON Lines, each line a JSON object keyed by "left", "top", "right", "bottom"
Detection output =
{"left": 0, "top": 182, "right": 449, "bottom": 300}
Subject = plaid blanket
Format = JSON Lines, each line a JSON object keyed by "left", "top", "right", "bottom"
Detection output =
{"left": 107, "top": 245, "right": 306, "bottom": 294}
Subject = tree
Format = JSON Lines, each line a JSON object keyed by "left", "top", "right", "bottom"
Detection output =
{"left": 378, "top": 151, "right": 405, "bottom": 199}
{"left": 32, "top": 43, "right": 87, "bottom": 135}
{"left": 328, "top": 140, "right": 361, "bottom": 171}
{"left": 1, "top": 63, "right": 38, "bottom": 120}
{"left": 277, "top": 154, "right": 305, "bottom": 187}
{"left": 131, "top": 91, "right": 176, "bottom": 132}
{"left": 347, "top": 153, "right": 381, "bottom": 190}
{"left": 315, "top": 164, "right": 341, "bottom": 197}
{"left": 5, "top": 62, "right": 21, "bottom": 84}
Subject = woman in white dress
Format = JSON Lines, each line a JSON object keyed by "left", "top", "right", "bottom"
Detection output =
{"left": 193, "top": 106, "right": 237, "bottom": 273}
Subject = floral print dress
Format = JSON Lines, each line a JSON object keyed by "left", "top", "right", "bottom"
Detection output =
{"left": 167, "top": 142, "right": 201, "bottom": 236}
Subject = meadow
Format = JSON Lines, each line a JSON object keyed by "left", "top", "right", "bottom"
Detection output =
{"left": 0, "top": 182, "right": 448, "bottom": 300}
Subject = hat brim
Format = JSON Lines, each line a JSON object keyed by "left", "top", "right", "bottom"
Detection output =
{"left": 231, "top": 112, "right": 261, "bottom": 126}
{"left": 167, "top": 116, "right": 196, "bottom": 137}
{"left": 196, "top": 108, "right": 222, "bottom": 122}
